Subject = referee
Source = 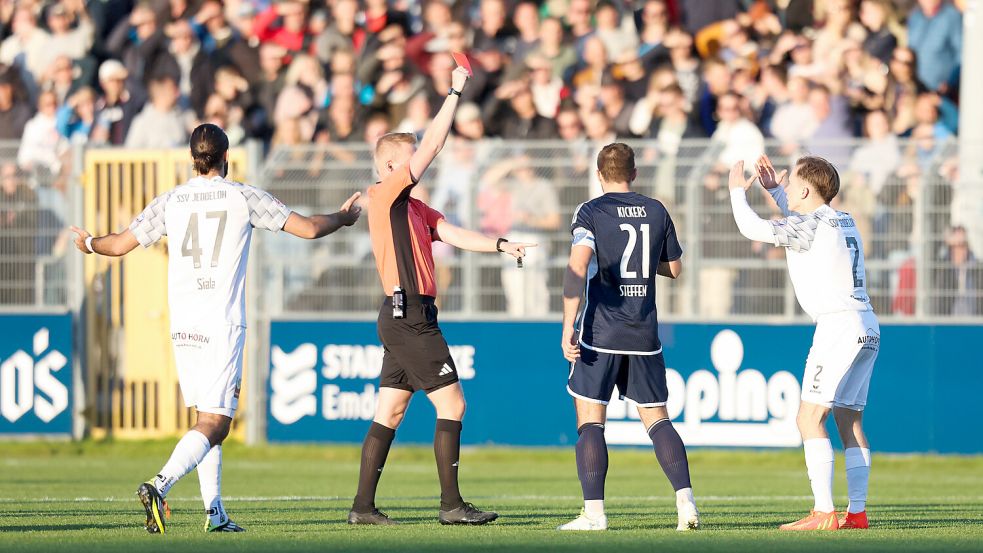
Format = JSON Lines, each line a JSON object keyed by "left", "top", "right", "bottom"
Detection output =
{"left": 347, "top": 63, "right": 535, "bottom": 526}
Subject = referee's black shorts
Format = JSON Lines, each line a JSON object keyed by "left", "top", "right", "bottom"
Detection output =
{"left": 377, "top": 295, "right": 459, "bottom": 393}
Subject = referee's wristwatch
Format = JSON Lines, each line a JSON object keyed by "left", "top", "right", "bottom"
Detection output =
{"left": 448, "top": 87, "right": 462, "bottom": 97}
{"left": 496, "top": 238, "right": 508, "bottom": 252}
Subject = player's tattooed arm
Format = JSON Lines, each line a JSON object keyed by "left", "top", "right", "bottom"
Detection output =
{"left": 283, "top": 191, "right": 362, "bottom": 239}
{"left": 561, "top": 245, "right": 592, "bottom": 362}
{"left": 70, "top": 226, "right": 140, "bottom": 256}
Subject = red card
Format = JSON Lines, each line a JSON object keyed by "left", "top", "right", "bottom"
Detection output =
{"left": 452, "top": 52, "right": 473, "bottom": 76}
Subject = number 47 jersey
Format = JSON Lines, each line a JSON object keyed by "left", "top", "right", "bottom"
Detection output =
{"left": 571, "top": 192, "right": 682, "bottom": 355}
{"left": 129, "top": 176, "right": 292, "bottom": 329}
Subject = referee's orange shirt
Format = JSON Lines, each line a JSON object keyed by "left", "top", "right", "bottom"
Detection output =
{"left": 367, "top": 164, "right": 445, "bottom": 297}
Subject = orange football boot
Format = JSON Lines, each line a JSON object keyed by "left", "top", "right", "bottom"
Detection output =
{"left": 779, "top": 510, "right": 839, "bottom": 531}
{"left": 838, "top": 511, "right": 869, "bottom": 529}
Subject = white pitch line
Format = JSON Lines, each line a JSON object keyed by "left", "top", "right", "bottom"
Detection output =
{"left": 1, "top": 495, "right": 981, "bottom": 504}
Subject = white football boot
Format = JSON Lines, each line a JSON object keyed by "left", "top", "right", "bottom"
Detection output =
{"left": 557, "top": 510, "right": 608, "bottom": 531}
{"left": 676, "top": 501, "right": 700, "bottom": 531}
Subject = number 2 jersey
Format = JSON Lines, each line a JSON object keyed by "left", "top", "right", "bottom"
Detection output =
{"left": 128, "top": 176, "right": 292, "bottom": 329}
{"left": 571, "top": 191, "right": 682, "bottom": 354}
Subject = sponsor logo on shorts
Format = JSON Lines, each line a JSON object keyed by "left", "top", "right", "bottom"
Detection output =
{"left": 171, "top": 331, "right": 211, "bottom": 346}
{"left": 438, "top": 363, "right": 455, "bottom": 376}
{"left": 859, "top": 329, "right": 880, "bottom": 351}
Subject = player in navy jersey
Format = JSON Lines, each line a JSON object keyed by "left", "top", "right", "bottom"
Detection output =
{"left": 558, "top": 143, "right": 700, "bottom": 531}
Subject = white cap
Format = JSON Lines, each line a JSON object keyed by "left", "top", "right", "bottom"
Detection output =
{"left": 98, "top": 59, "right": 128, "bottom": 82}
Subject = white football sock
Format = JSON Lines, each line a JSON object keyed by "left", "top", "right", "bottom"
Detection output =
{"left": 198, "top": 445, "right": 224, "bottom": 523}
{"left": 675, "top": 487, "right": 696, "bottom": 508}
{"left": 153, "top": 430, "right": 211, "bottom": 496}
{"left": 803, "top": 438, "right": 835, "bottom": 513}
{"left": 584, "top": 499, "right": 605, "bottom": 517}
{"left": 844, "top": 447, "right": 871, "bottom": 514}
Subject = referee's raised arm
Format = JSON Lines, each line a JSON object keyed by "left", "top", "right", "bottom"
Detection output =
{"left": 407, "top": 66, "right": 471, "bottom": 181}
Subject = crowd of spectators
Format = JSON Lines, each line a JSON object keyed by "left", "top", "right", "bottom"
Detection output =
{"left": 0, "top": 0, "right": 978, "bottom": 315}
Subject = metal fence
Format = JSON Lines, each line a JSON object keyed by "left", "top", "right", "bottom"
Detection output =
{"left": 0, "top": 141, "right": 80, "bottom": 311}
{"left": 253, "top": 137, "right": 982, "bottom": 322}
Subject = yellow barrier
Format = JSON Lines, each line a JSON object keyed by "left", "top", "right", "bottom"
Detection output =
{"left": 83, "top": 148, "right": 249, "bottom": 440}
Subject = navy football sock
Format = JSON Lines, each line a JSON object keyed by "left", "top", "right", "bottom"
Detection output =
{"left": 647, "top": 419, "right": 692, "bottom": 491}
{"left": 575, "top": 423, "right": 608, "bottom": 501}
{"left": 353, "top": 422, "right": 396, "bottom": 513}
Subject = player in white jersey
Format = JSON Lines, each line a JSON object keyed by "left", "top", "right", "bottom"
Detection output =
{"left": 70, "top": 124, "right": 362, "bottom": 534}
{"left": 729, "top": 155, "right": 879, "bottom": 531}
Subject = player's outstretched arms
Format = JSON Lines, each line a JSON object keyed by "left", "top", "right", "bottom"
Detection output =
{"left": 283, "top": 191, "right": 362, "bottom": 239}
{"left": 435, "top": 219, "right": 537, "bottom": 259}
{"left": 70, "top": 226, "right": 139, "bottom": 257}
{"left": 728, "top": 161, "right": 778, "bottom": 244}
{"left": 657, "top": 259, "right": 682, "bottom": 279}
{"left": 560, "top": 245, "right": 592, "bottom": 362}
{"left": 408, "top": 67, "right": 469, "bottom": 180}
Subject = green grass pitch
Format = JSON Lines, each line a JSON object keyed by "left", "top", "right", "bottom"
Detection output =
{"left": 1, "top": 441, "right": 981, "bottom": 552}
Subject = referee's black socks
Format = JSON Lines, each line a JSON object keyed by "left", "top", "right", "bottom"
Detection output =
{"left": 576, "top": 423, "right": 608, "bottom": 501}
{"left": 434, "top": 419, "right": 466, "bottom": 511}
{"left": 353, "top": 422, "right": 396, "bottom": 513}
{"left": 647, "top": 419, "right": 692, "bottom": 491}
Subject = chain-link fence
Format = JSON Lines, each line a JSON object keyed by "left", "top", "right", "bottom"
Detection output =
{"left": 252, "top": 137, "right": 982, "bottom": 321}
{"left": 0, "top": 141, "right": 79, "bottom": 310}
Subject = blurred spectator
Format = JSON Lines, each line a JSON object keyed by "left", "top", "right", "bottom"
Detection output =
{"left": 0, "top": 69, "right": 32, "bottom": 139}
{"left": 599, "top": 71, "right": 636, "bottom": 137}
{"left": 665, "top": 27, "right": 700, "bottom": 107}
{"left": 636, "top": 0, "right": 670, "bottom": 63}
{"left": 594, "top": 0, "right": 638, "bottom": 62}
{"left": 711, "top": 92, "right": 764, "bottom": 167}
{"left": 0, "top": 162, "right": 37, "bottom": 305}
{"left": 201, "top": 93, "right": 244, "bottom": 146}
{"left": 42, "top": 55, "right": 81, "bottom": 106}
{"left": 512, "top": 1, "right": 541, "bottom": 65}
{"left": 56, "top": 86, "right": 97, "bottom": 144}
{"left": 565, "top": 0, "right": 595, "bottom": 52}
{"left": 848, "top": 110, "right": 901, "bottom": 196}
{"left": 615, "top": 54, "right": 650, "bottom": 101}
{"left": 483, "top": 79, "right": 557, "bottom": 139}
{"left": 907, "top": 0, "right": 962, "bottom": 92}
{"left": 395, "top": 93, "right": 432, "bottom": 138}
{"left": 859, "top": 0, "right": 900, "bottom": 64}
{"left": 697, "top": 58, "right": 731, "bottom": 135}
{"left": 32, "top": 1, "right": 94, "bottom": 82}
{"left": 105, "top": 2, "right": 163, "bottom": 86}
{"left": 571, "top": 36, "right": 608, "bottom": 89}
{"left": 680, "top": 0, "right": 741, "bottom": 35}
{"left": 483, "top": 155, "right": 560, "bottom": 316}
{"left": 804, "top": 85, "right": 854, "bottom": 166}
{"left": 125, "top": 75, "right": 193, "bottom": 148}
{"left": 0, "top": 6, "right": 49, "bottom": 82}
{"left": 94, "top": 60, "right": 144, "bottom": 145}
{"left": 473, "top": 0, "right": 514, "bottom": 53}
{"left": 770, "top": 76, "right": 817, "bottom": 145}
{"left": 527, "top": 17, "right": 576, "bottom": 82}
{"left": 633, "top": 83, "right": 704, "bottom": 145}
{"left": 526, "top": 55, "right": 563, "bottom": 118}
{"left": 405, "top": 0, "right": 451, "bottom": 72}
{"left": 18, "top": 90, "right": 65, "bottom": 174}
{"left": 934, "top": 226, "right": 983, "bottom": 316}
{"left": 254, "top": 1, "right": 312, "bottom": 61}
{"left": 885, "top": 46, "right": 923, "bottom": 134}
{"left": 191, "top": 1, "right": 261, "bottom": 84}
{"left": 156, "top": 19, "right": 213, "bottom": 116}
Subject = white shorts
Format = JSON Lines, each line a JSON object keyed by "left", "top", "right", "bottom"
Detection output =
{"left": 801, "top": 310, "right": 880, "bottom": 411}
{"left": 171, "top": 325, "right": 245, "bottom": 418}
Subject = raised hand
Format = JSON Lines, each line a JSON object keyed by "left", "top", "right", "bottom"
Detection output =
{"left": 451, "top": 66, "right": 469, "bottom": 93}
{"left": 338, "top": 191, "right": 362, "bottom": 226}
{"left": 69, "top": 225, "right": 92, "bottom": 254}
{"left": 755, "top": 155, "right": 787, "bottom": 190}
{"left": 728, "top": 161, "right": 759, "bottom": 191}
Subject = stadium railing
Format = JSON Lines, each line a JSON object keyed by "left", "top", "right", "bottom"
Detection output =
{"left": 251, "top": 137, "right": 981, "bottom": 323}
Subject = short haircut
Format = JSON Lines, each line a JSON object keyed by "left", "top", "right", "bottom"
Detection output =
{"left": 795, "top": 156, "right": 840, "bottom": 203}
{"left": 597, "top": 143, "right": 635, "bottom": 184}
{"left": 375, "top": 132, "right": 417, "bottom": 159}
{"left": 190, "top": 123, "right": 229, "bottom": 175}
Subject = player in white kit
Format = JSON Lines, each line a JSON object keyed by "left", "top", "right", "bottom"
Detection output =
{"left": 70, "top": 124, "right": 362, "bottom": 534}
{"left": 728, "top": 155, "right": 879, "bottom": 531}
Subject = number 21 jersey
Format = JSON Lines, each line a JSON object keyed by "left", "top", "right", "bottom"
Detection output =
{"left": 571, "top": 192, "right": 682, "bottom": 354}
{"left": 129, "top": 176, "right": 292, "bottom": 329}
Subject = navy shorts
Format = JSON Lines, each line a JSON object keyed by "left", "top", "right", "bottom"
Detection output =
{"left": 567, "top": 348, "right": 668, "bottom": 407}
